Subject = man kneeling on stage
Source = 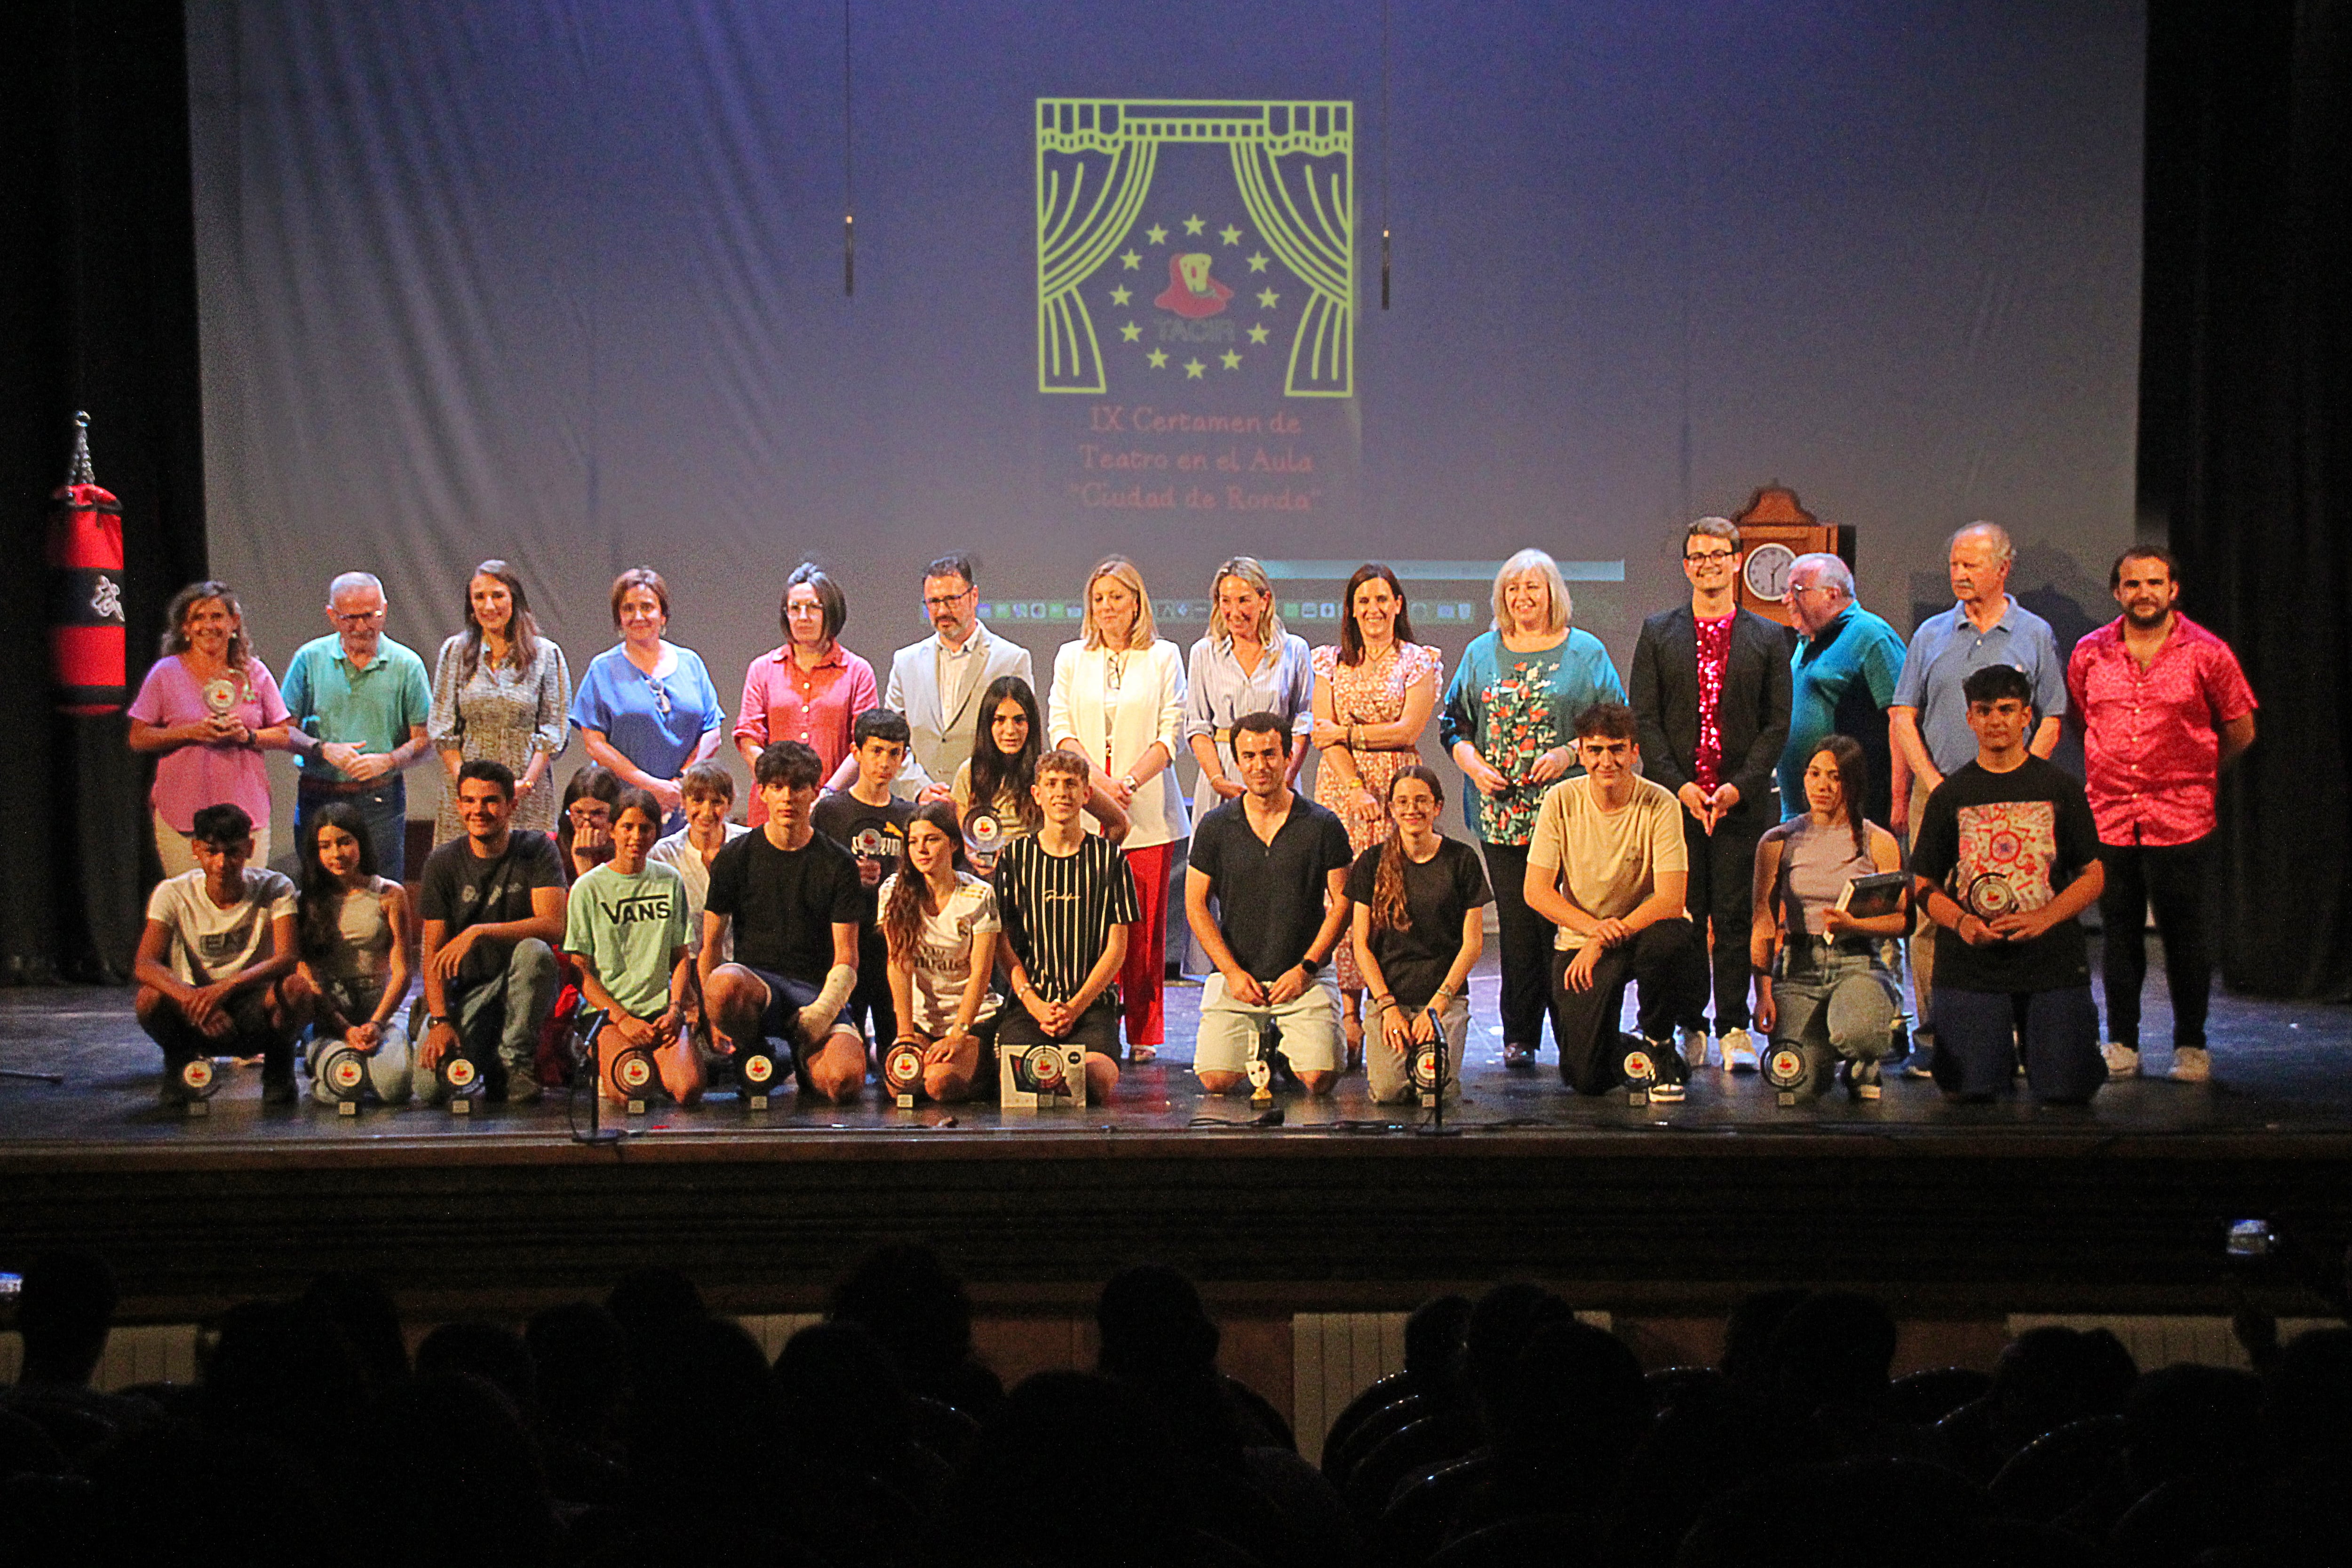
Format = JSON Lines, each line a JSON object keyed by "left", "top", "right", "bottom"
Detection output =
{"left": 416, "top": 760, "right": 567, "bottom": 1104}
{"left": 698, "top": 740, "right": 868, "bottom": 1104}
{"left": 134, "top": 803, "right": 303, "bottom": 1106}
{"left": 1184, "top": 712, "right": 1355, "bottom": 1097}
{"left": 1909, "top": 664, "right": 2106, "bottom": 1105}
{"left": 1523, "top": 702, "right": 1697, "bottom": 1099}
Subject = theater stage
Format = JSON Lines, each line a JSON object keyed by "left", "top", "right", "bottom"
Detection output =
{"left": 3, "top": 956, "right": 2348, "bottom": 1331}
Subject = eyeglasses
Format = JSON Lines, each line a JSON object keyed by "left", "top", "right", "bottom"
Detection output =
{"left": 923, "top": 588, "right": 975, "bottom": 612}
{"left": 1684, "top": 550, "right": 1737, "bottom": 565}
{"left": 331, "top": 608, "right": 386, "bottom": 624}
{"left": 642, "top": 675, "right": 671, "bottom": 715}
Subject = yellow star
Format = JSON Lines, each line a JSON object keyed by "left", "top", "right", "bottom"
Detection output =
{"left": 1119, "top": 321, "right": 1141, "bottom": 342}
{"left": 1247, "top": 324, "right": 1270, "bottom": 344}
{"left": 1120, "top": 250, "right": 1141, "bottom": 270}
{"left": 1182, "top": 214, "right": 1206, "bottom": 235}
{"left": 1256, "top": 287, "right": 1279, "bottom": 308}
{"left": 1146, "top": 348, "right": 1168, "bottom": 368}
{"left": 1219, "top": 225, "right": 1242, "bottom": 246}
{"left": 1184, "top": 358, "right": 1206, "bottom": 379}
{"left": 1108, "top": 285, "right": 1132, "bottom": 306}
{"left": 1247, "top": 251, "right": 1270, "bottom": 273}
{"left": 1220, "top": 350, "right": 1241, "bottom": 370}
{"left": 1144, "top": 224, "right": 1168, "bottom": 245}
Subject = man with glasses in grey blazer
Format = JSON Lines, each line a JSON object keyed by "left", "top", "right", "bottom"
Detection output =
{"left": 837, "top": 554, "right": 1034, "bottom": 803}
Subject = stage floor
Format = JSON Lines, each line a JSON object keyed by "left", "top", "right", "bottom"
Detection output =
{"left": 3, "top": 948, "right": 2348, "bottom": 1150}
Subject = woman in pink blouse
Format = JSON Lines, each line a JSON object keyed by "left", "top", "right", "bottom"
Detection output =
{"left": 734, "top": 563, "right": 879, "bottom": 823}
{"left": 127, "top": 581, "right": 301, "bottom": 875}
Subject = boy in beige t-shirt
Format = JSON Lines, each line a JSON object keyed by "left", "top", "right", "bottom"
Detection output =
{"left": 1524, "top": 702, "right": 1696, "bottom": 1097}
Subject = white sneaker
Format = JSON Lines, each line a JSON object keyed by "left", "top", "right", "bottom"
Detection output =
{"left": 1718, "top": 1027, "right": 1759, "bottom": 1072}
{"left": 2167, "top": 1046, "right": 2212, "bottom": 1083}
{"left": 1677, "top": 1027, "right": 1714, "bottom": 1072}
{"left": 2100, "top": 1042, "right": 2140, "bottom": 1078}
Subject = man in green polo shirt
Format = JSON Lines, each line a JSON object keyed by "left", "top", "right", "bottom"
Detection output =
{"left": 282, "top": 571, "right": 433, "bottom": 880}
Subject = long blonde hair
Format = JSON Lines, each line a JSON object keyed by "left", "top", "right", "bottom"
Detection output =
{"left": 1208, "top": 556, "right": 1286, "bottom": 649}
{"left": 1081, "top": 556, "right": 1157, "bottom": 651}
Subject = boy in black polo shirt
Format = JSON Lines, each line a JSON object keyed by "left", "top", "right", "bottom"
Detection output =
{"left": 1910, "top": 664, "right": 2106, "bottom": 1104}
{"left": 700, "top": 741, "right": 868, "bottom": 1103}
{"left": 1183, "top": 713, "right": 1354, "bottom": 1096}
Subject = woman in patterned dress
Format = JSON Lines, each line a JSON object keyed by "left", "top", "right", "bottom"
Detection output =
{"left": 429, "top": 560, "right": 571, "bottom": 845}
{"left": 1312, "top": 563, "right": 1443, "bottom": 1067}
{"left": 1440, "top": 549, "right": 1626, "bottom": 1068}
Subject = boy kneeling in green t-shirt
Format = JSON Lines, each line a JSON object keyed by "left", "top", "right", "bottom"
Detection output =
{"left": 564, "top": 788, "right": 696, "bottom": 1103}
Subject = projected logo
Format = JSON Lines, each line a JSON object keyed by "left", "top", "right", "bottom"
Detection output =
{"left": 1037, "top": 100, "right": 1352, "bottom": 398}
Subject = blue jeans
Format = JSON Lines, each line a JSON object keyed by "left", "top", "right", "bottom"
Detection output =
{"left": 1769, "top": 940, "right": 1900, "bottom": 1095}
{"left": 414, "top": 938, "right": 558, "bottom": 1103}
{"left": 298, "top": 776, "right": 410, "bottom": 882}
{"left": 1932, "top": 985, "right": 2102, "bottom": 1104}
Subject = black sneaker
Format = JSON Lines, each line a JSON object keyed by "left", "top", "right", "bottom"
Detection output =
{"left": 261, "top": 1075, "right": 297, "bottom": 1106}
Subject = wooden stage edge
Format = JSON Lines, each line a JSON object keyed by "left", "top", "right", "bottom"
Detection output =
{"left": 6, "top": 1122, "right": 2350, "bottom": 1325}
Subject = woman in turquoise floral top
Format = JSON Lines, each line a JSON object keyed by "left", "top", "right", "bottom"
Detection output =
{"left": 1440, "top": 549, "right": 1626, "bottom": 1068}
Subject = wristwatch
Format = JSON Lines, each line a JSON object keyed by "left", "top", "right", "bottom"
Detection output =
{"left": 1298, "top": 956, "right": 1323, "bottom": 979}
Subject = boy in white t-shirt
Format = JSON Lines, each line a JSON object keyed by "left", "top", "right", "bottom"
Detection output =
{"left": 132, "top": 803, "right": 304, "bottom": 1105}
{"left": 1524, "top": 702, "right": 1697, "bottom": 1098}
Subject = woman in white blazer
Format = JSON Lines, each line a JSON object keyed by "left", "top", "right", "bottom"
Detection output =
{"left": 1049, "top": 555, "right": 1188, "bottom": 1061}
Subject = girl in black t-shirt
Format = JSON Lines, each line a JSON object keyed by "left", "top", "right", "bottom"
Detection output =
{"left": 1347, "top": 766, "right": 1492, "bottom": 1105}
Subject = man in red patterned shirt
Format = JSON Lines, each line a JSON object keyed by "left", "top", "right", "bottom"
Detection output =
{"left": 2066, "top": 547, "right": 2257, "bottom": 1083}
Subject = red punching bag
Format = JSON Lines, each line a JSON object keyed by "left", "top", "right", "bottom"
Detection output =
{"left": 48, "top": 412, "right": 127, "bottom": 716}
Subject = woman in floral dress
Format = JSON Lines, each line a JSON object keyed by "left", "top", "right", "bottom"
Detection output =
{"left": 1312, "top": 563, "right": 1443, "bottom": 1067}
{"left": 1441, "top": 549, "right": 1626, "bottom": 1068}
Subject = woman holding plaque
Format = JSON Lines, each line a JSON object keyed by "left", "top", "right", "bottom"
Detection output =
{"left": 1312, "top": 563, "right": 1443, "bottom": 1067}
{"left": 429, "top": 559, "right": 572, "bottom": 846}
{"left": 1749, "top": 735, "right": 1908, "bottom": 1100}
{"left": 1349, "top": 766, "right": 1491, "bottom": 1106}
{"left": 954, "top": 675, "right": 1125, "bottom": 876}
{"left": 1048, "top": 556, "right": 1187, "bottom": 1061}
{"left": 127, "top": 581, "right": 297, "bottom": 875}
{"left": 1440, "top": 549, "right": 1626, "bottom": 1069}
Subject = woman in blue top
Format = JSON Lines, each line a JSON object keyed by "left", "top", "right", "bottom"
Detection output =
{"left": 1439, "top": 549, "right": 1626, "bottom": 1069}
{"left": 570, "top": 567, "right": 725, "bottom": 833}
{"left": 1181, "top": 556, "right": 1313, "bottom": 976}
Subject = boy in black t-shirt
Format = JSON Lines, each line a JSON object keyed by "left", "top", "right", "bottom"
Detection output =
{"left": 1910, "top": 665, "right": 2106, "bottom": 1104}
{"left": 701, "top": 740, "right": 868, "bottom": 1103}
{"left": 415, "top": 760, "right": 569, "bottom": 1104}
{"left": 993, "top": 749, "right": 1136, "bottom": 1103}
{"left": 810, "top": 708, "right": 914, "bottom": 1060}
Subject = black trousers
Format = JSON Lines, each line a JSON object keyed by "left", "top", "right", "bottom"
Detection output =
{"left": 2097, "top": 835, "right": 2213, "bottom": 1050}
{"left": 1478, "top": 841, "right": 1551, "bottom": 1051}
{"left": 1549, "top": 918, "right": 1694, "bottom": 1094}
{"left": 850, "top": 927, "right": 898, "bottom": 1051}
{"left": 1676, "top": 808, "right": 1765, "bottom": 1033}
{"left": 144, "top": 992, "right": 293, "bottom": 1084}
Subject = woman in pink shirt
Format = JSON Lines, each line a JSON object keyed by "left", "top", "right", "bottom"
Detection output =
{"left": 127, "top": 581, "right": 299, "bottom": 875}
{"left": 734, "top": 563, "right": 879, "bottom": 823}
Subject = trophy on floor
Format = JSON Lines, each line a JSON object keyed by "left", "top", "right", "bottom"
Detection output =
{"left": 735, "top": 1044, "right": 781, "bottom": 1110}
{"left": 1619, "top": 1035, "right": 1659, "bottom": 1107}
{"left": 176, "top": 1056, "right": 222, "bottom": 1116}
{"left": 883, "top": 1037, "right": 926, "bottom": 1108}
{"left": 438, "top": 1049, "right": 485, "bottom": 1114}
{"left": 313, "top": 1040, "right": 370, "bottom": 1116}
{"left": 1764, "top": 1042, "right": 1808, "bottom": 1108}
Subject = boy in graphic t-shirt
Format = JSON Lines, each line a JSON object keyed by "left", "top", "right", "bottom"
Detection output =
{"left": 565, "top": 788, "right": 694, "bottom": 1102}
{"left": 811, "top": 708, "right": 915, "bottom": 1060}
{"left": 133, "top": 803, "right": 303, "bottom": 1105}
{"left": 1909, "top": 663, "right": 2106, "bottom": 1104}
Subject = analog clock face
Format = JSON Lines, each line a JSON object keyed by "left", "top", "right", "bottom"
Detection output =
{"left": 1743, "top": 543, "right": 1798, "bottom": 602}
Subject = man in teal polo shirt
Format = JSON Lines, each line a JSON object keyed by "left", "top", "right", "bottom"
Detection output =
{"left": 282, "top": 571, "right": 433, "bottom": 880}
{"left": 1777, "top": 553, "right": 1908, "bottom": 824}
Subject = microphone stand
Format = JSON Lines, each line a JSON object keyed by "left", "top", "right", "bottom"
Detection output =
{"left": 570, "top": 1009, "right": 623, "bottom": 1146}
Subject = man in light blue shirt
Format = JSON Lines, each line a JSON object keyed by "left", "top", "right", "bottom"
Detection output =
{"left": 1777, "top": 554, "right": 1908, "bottom": 824}
{"left": 1888, "top": 523, "right": 2066, "bottom": 1055}
{"left": 281, "top": 571, "right": 433, "bottom": 880}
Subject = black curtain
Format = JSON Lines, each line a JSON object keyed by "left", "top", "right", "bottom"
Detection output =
{"left": 0, "top": 0, "right": 207, "bottom": 982}
{"left": 2140, "top": 0, "right": 2352, "bottom": 1001}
